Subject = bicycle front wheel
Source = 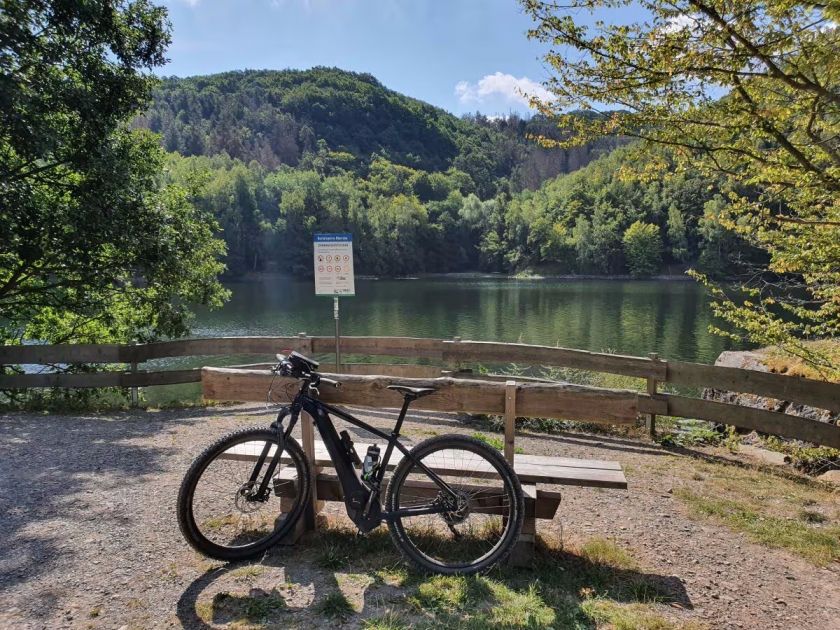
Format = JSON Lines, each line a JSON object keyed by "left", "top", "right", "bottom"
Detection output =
{"left": 177, "top": 426, "right": 311, "bottom": 561}
{"left": 385, "top": 435, "right": 524, "bottom": 574}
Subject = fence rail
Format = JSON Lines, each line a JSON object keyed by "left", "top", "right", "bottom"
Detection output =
{"left": 2, "top": 335, "right": 838, "bottom": 447}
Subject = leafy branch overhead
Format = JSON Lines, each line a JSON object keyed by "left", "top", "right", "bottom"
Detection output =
{"left": 0, "top": 0, "right": 229, "bottom": 346}
{"left": 522, "top": 0, "right": 840, "bottom": 376}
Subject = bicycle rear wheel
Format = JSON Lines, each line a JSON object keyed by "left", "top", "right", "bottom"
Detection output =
{"left": 177, "top": 426, "right": 310, "bottom": 561}
{"left": 385, "top": 435, "right": 524, "bottom": 574}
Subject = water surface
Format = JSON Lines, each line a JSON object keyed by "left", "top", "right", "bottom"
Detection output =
{"left": 192, "top": 275, "right": 739, "bottom": 364}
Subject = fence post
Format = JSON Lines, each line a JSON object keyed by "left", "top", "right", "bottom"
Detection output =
{"left": 646, "top": 352, "right": 660, "bottom": 438}
{"left": 504, "top": 380, "right": 517, "bottom": 465}
{"left": 296, "top": 332, "right": 312, "bottom": 355}
{"left": 130, "top": 341, "right": 139, "bottom": 408}
{"left": 301, "top": 409, "right": 319, "bottom": 529}
{"left": 447, "top": 336, "right": 462, "bottom": 373}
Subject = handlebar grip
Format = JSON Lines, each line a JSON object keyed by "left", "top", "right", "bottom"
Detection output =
{"left": 319, "top": 376, "right": 341, "bottom": 388}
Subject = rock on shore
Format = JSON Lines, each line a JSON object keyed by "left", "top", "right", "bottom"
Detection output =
{"left": 702, "top": 350, "right": 838, "bottom": 426}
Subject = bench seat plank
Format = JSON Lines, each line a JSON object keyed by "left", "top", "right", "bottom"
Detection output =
{"left": 220, "top": 439, "right": 627, "bottom": 489}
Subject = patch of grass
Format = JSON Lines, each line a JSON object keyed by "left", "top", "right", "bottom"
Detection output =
{"left": 761, "top": 436, "right": 840, "bottom": 475}
{"left": 317, "top": 540, "right": 352, "bottom": 569}
{"left": 799, "top": 509, "right": 828, "bottom": 524}
{"left": 206, "top": 589, "right": 287, "bottom": 625}
{"left": 406, "top": 568, "right": 685, "bottom": 629}
{"left": 484, "top": 580, "right": 556, "bottom": 627}
{"left": 316, "top": 590, "right": 355, "bottom": 619}
{"left": 410, "top": 575, "right": 562, "bottom": 628}
{"left": 676, "top": 490, "right": 840, "bottom": 565}
{"left": 298, "top": 522, "right": 697, "bottom": 629}
{"left": 579, "top": 538, "right": 638, "bottom": 571}
{"left": 471, "top": 431, "right": 524, "bottom": 454}
{"left": 373, "top": 566, "right": 409, "bottom": 587}
{"left": 410, "top": 575, "right": 472, "bottom": 613}
{"left": 581, "top": 598, "right": 705, "bottom": 629}
{"left": 362, "top": 609, "right": 411, "bottom": 629}
{"left": 312, "top": 518, "right": 401, "bottom": 572}
{"left": 763, "top": 339, "right": 840, "bottom": 382}
{"left": 231, "top": 564, "right": 265, "bottom": 580}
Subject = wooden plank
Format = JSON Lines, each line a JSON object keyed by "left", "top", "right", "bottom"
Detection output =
{"left": 664, "top": 394, "right": 840, "bottom": 449}
{"left": 444, "top": 341, "right": 665, "bottom": 380}
{"left": 646, "top": 353, "right": 660, "bottom": 437}
{"left": 225, "top": 363, "right": 443, "bottom": 378}
{"left": 201, "top": 367, "right": 640, "bottom": 424}
{"left": 637, "top": 395, "right": 668, "bottom": 415}
{"left": 123, "top": 369, "right": 202, "bottom": 386}
{"left": 0, "top": 368, "right": 202, "bottom": 389}
{"left": 535, "top": 487, "right": 563, "bottom": 519}
{"left": 221, "top": 440, "right": 627, "bottom": 488}
{"left": 516, "top": 452, "right": 622, "bottom": 471}
{"left": 319, "top": 363, "right": 443, "bottom": 378}
{"left": 0, "top": 371, "right": 124, "bottom": 388}
{"left": 135, "top": 336, "right": 310, "bottom": 361}
{"left": 667, "top": 360, "right": 840, "bottom": 413}
{"left": 225, "top": 439, "right": 622, "bottom": 472}
{"left": 0, "top": 343, "right": 126, "bottom": 364}
{"left": 300, "top": 411, "right": 318, "bottom": 530}
{"left": 312, "top": 336, "right": 445, "bottom": 359}
{"left": 504, "top": 380, "right": 517, "bottom": 464}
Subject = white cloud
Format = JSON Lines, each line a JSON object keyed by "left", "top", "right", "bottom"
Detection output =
{"left": 180, "top": 0, "right": 201, "bottom": 6}
{"left": 662, "top": 13, "right": 695, "bottom": 33}
{"left": 455, "top": 72, "right": 553, "bottom": 109}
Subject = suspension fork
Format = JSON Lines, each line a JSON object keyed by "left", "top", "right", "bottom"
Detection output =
{"left": 247, "top": 404, "right": 301, "bottom": 500}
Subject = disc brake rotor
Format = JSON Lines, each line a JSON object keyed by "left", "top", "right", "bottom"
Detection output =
{"left": 234, "top": 481, "right": 262, "bottom": 513}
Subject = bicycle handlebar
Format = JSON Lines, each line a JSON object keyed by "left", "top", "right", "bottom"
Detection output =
{"left": 271, "top": 355, "right": 341, "bottom": 389}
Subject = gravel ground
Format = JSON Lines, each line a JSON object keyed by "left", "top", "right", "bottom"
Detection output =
{"left": 0, "top": 404, "right": 838, "bottom": 629}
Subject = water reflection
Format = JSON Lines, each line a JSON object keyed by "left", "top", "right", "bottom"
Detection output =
{"left": 192, "top": 276, "right": 740, "bottom": 364}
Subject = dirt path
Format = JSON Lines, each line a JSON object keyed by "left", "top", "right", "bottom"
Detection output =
{"left": 0, "top": 405, "right": 837, "bottom": 629}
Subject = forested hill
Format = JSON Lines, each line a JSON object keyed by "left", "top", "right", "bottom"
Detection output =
{"left": 135, "top": 67, "right": 620, "bottom": 196}
{"left": 141, "top": 67, "right": 753, "bottom": 279}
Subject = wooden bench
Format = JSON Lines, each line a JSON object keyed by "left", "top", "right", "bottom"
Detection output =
{"left": 220, "top": 438, "right": 627, "bottom": 565}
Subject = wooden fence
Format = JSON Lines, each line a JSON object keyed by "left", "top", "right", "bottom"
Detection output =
{"left": 1, "top": 335, "right": 838, "bottom": 448}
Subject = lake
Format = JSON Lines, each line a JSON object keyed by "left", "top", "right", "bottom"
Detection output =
{"left": 191, "top": 275, "right": 740, "bottom": 364}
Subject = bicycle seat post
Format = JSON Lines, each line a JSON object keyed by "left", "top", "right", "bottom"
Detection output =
{"left": 393, "top": 393, "right": 414, "bottom": 437}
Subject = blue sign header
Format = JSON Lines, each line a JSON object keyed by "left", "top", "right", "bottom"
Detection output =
{"left": 314, "top": 233, "right": 352, "bottom": 243}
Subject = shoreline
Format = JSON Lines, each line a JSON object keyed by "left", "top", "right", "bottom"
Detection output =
{"left": 227, "top": 270, "right": 696, "bottom": 282}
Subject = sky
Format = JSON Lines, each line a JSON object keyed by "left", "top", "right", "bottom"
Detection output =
{"left": 158, "top": 0, "right": 638, "bottom": 117}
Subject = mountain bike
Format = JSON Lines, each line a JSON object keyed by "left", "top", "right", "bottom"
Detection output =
{"left": 177, "top": 351, "right": 524, "bottom": 574}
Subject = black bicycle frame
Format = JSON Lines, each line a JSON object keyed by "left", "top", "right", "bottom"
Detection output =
{"left": 251, "top": 378, "right": 459, "bottom": 530}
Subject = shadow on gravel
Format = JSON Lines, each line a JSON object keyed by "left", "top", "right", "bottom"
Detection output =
{"left": 532, "top": 431, "right": 672, "bottom": 457}
{"left": 175, "top": 519, "right": 693, "bottom": 628}
{"left": 0, "top": 409, "right": 221, "bottom": 608}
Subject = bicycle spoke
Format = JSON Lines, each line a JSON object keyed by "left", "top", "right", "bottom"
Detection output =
{"left": 390, "top": 442, "right": 518, "bottom": 570}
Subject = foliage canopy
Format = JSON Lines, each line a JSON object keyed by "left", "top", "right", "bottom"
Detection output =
{"left": 523, "top": 0, "right": 840, "bottom": 376}
{"left": 0, "top": 0, "right": 228, "bottom": 345}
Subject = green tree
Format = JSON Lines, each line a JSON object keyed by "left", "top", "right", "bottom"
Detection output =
{"left": 667, "top": 204, "right": 690, "bottom": 263}
{"left": 1, "top": 1, "right": 228, "bottom": 345}
{"left": 523, "top": 0, "right": 840, "bottom": 376}
{"left": 571, "top": 216, "right": 595, "bottom": 272}
{"left": 623, "top": 222, "right": 663, "bottom": 277}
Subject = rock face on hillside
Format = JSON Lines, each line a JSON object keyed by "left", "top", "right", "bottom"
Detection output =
{"left": 702, "top": 350, "right": 838, "bottom": 426}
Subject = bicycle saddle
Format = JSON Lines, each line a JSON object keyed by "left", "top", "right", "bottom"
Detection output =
{"left": 387, "top": 385, "right": 437, "bottom": 399}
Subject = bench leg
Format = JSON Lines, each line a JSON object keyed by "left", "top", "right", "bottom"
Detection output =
{"left": 277, "top": 462, "right": 323, "bottom": 546}
{"left": 278, "top": 498, "right": 325, "bottom": 545}
{"left": 507, "top": 486, "right": 537, "bottom": 568}
{"left": 507, "top": 515, "right": 536, "bottom": 567}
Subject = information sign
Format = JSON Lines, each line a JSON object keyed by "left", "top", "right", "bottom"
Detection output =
{"left": 314, "top": 233, "right": 355, "bottom": 296}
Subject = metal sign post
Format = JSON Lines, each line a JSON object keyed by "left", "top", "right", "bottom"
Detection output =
{"left": 334, "top": 296, "right": 341, "bottom": 372}
{"left": 313, "top": 233, "right": 355, "bottom": 373}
